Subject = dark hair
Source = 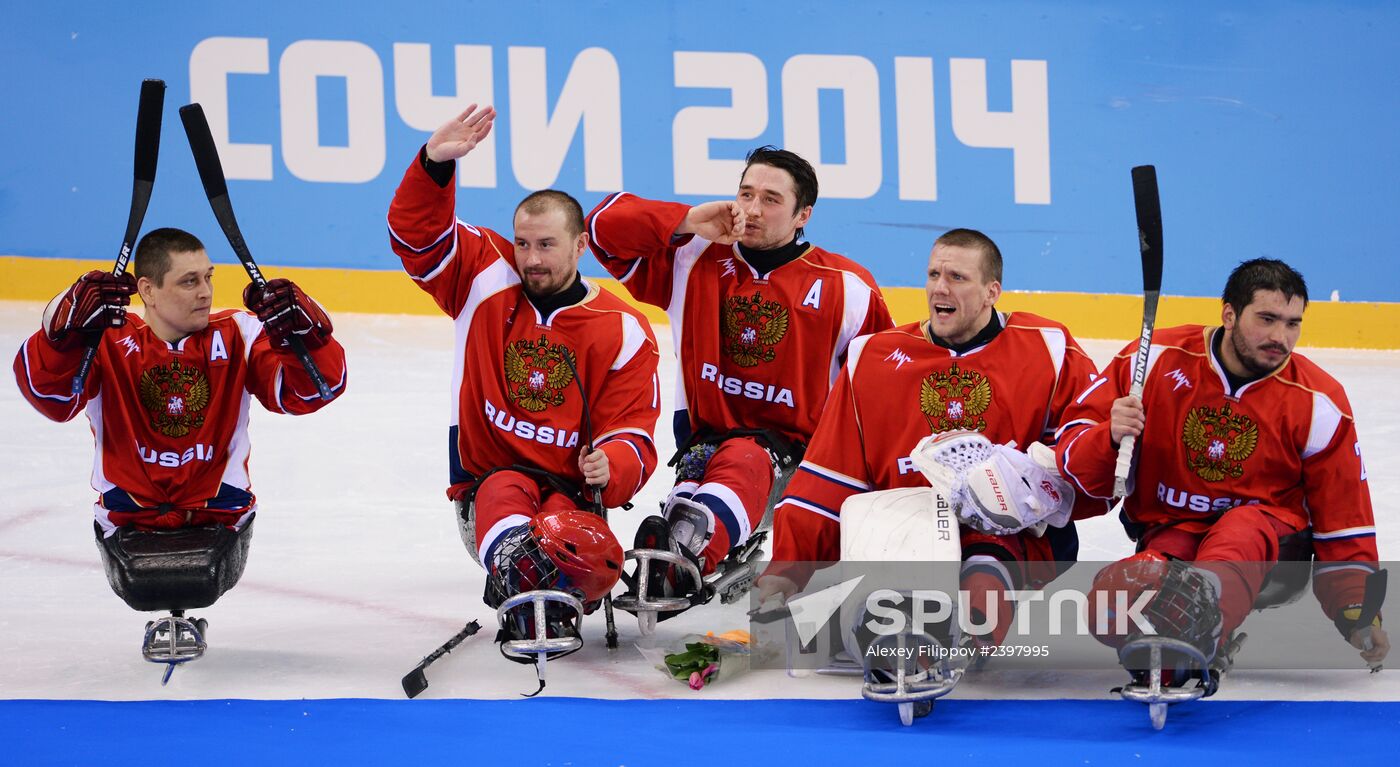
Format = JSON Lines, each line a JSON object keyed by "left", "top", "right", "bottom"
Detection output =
{"left": 514, "top": 190, "right": 585, "bottom": 238}
{"left": 1222, "top": 258, "right": 1309, "bottom": 315}
{"left": 934, "top": 228, "right": 1003, "bottom": 284}
{"left": 134, "top": 228, "right": 206, "bottom": 287}
{"left": 741, "top": 145, "right": 819, "bottom": 239}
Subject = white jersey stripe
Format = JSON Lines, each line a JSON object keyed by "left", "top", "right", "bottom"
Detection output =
{"left": 832, "top": 272, "right": 874, "bottom": 386}
{"left": 778, "top": 497, "right": 841, "bottom": 523}
{"left": 1303, "top": 391, "right": 1345, "bottom": 460}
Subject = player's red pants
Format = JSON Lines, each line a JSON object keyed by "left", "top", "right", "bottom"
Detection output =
{"left": 1138, "top": 505, "right": 1291, "bottom": 634}
{"left": 472, "top": 470, "right": 581, "bottom": 562}
{"left": 671, "top": 437, "right": 774, "bottom": 574}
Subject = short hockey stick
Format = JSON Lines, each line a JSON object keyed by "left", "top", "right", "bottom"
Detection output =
{"left": 72, "top": 79, "right": 165, "bottom": 395}
{"left": 1356, "top": 569, "right": 1387, "bottom": 672}
{"left": 1113, "top": 166, "right": 1165, "bottom": 499}
{"left": 559, "top": 347, "right": 620, "bottom": 650}
{"left": 178, "top": 103, "right": 334, "bottom": 400}
{"left": 401, "top": 620, "right": 482, "bottom": 698}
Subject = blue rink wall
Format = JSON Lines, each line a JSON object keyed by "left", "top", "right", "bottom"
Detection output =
{"left": 3, "top": 1, "right": 1399, "bottom": 301}
{"left": 4, "top": 698, "right": 1399, "bottom": 765}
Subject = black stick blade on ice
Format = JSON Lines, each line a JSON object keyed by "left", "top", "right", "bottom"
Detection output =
{"left": 402, "top": 621, "right": 482, "bottom": 699}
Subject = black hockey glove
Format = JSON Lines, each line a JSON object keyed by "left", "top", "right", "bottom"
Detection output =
{"left": 243, "top": 278, "right": 333, "bottom": 349}
{"left": 44, "top": 270, "right": 137, "bottom": 350}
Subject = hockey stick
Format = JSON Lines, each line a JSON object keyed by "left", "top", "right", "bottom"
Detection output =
{"left": 178, "top": 103, "right": 334, "bottom": 401}
{"left": 1356, "top": 569, "right": 1387, "bottom": 672}
{"left": 401, "top": 620, "right": 481, "bottom": 698}
{"left": 559, "top": 347, "right": 621, "bottom": 650}
{"left": 71, "top": 79, "right": 165, "bottom": 395}
{"left": 1113, "top": 166, "right": 1165, "bottom": 500}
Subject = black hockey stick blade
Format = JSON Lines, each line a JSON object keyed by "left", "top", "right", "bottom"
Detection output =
{"left": 72, "top": 78, "right": 166, "bottom": 395}
{"left": 178, "top": 104, "right": 251, "bottom": 277}
{"left": 1357, "top": 569, "right": 1388, "bottom": 632}
{"left": 402, "top": 620, "right": 482, "bottom": 699}
{"left": 179, "top": 103, "right": 335, "bottom": 401}
{"left": 401, "top": 666, "right": 432, "bottom": 700}
{"left": 1131, "top": 165, "right": 1163, "bottom": 294}
{"left": 133, "top": 79, "right": 165, "bottom": 184}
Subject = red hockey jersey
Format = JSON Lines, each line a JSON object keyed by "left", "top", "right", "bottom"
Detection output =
{"left": 388, "top": 156, "right": 660, "bottom": 509}
{"left": 1054, "top": 325, "right": 1378, "bottom": 616}
{"left": 586, "top": 193, "right": 893, "bottom": 448}
{"left": 771, "top": 315, "right": 1101, "bottom": 571}
{"left": 14, "top": 311, "right": 347, "bottom": 533}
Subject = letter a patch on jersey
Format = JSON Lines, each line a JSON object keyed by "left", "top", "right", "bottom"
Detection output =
{"left": 209, "top": 330, "right": 228, "bottom": 363}
{"left": 802, "top": 279, "right": 823, "bottom": 309}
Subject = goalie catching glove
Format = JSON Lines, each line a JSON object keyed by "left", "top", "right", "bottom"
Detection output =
{"left": 43, "top": 270, "right": 137, "bottom": 350}
{"left": 910, "top": 430, "right": 1074, "bottom": 536}
{"left": 242, "top": 278, "right": 333, "bottom": 349}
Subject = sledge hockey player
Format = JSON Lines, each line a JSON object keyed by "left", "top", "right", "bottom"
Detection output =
{"left": 387, "top": 104, "right": 660, "bottom": 659}
{"left": 1055, "top": 258, "right": 1387, "bottom": 715}
{"left": 586, "top": 146, "right": 893, "bottom": 626}
{"left": 13, "top": 227, "right": 347, "bottom": 679}
{"left": 754, "top": 229, "right": 1104, "bottom": 718}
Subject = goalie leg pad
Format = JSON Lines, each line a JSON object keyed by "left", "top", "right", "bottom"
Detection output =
{"left": 840, "top": 487, "right": 962, "bottom": 563}
{"left": 95, "top": 517, "right": 254, "bottom": 612}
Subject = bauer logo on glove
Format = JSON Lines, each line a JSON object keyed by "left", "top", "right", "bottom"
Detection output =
{"left": 910, "top": 430, "right": 1076, "bottom": 536}
{"left": 242, "top": 278, "right": 334, "bottom": 349}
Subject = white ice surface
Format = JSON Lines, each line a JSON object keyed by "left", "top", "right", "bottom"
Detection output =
{"left": 1, "top": 302, "right": 1396, "bottom": 701}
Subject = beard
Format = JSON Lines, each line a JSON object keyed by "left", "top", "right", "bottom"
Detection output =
{"left": 1231, "top": 332, "right": 1289, "bottom": 376}
{"left": 521, "top": 272, "right": 566, "bottom": 298}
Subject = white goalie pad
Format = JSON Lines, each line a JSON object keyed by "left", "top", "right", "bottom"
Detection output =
{"left": 910, "top": 431, "right": 1075, "bottom": 536}
{"left": 840, "top": 487, "right": 962, "bottom": 563}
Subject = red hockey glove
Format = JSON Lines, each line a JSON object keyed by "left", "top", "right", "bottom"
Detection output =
{"left": 43, "top": 270, "right": 137, "bottom": 350}
{"left": 242, "top": 278, "right": 333, "bottom": 349}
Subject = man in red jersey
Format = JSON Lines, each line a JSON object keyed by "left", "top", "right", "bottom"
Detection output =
{"left": 756, "top": 228, "right": 1104, "bottom": 648}
{"left": 587, "top": 146, "right": 893, "bottom": 614}
{"left": 387, "top": 104, "right": 659, "bottom": 629}
{"left": 1056, "top": 258, "right": 1387, "bottom": 669}
{"left": 14, "top": 226, "right": 346, "bottom": 625}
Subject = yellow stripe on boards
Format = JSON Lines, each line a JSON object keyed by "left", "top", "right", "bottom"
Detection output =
{"left": 3, "top": 256, "right": 1395, "bottom": 349}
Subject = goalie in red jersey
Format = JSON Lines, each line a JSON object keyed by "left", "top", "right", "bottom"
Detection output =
{"left": 757, "top": 229, "right": 1105, "bottom": 648}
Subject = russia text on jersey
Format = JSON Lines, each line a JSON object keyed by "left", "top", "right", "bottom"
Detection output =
{"left": 483, "top": 398, "right": 580, "bottom": 448}
{"left": 699, "top": 362, "right": 795, "bottom": 408}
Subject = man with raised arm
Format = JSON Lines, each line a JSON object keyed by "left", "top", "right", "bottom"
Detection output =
{"left": 587, "top": 147, "right": 892, "bottom": 615}
{"left": 388, "top": 105, "right": 661, "bottom": 632}
{"left": 14, "top": 226, "right": 346, "bottom": 659}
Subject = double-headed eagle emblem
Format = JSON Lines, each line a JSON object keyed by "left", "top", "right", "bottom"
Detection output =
{"left": 919, "top": 362, "right": 992, "bottom": 433}
{"left": 1182, "top": 403, "right": 1258, "bottom": 481}
{"left": 138, "top": 359, "right": 210, "bottom": 437}
{"left": 721, "top": 292, "right": 789, "bottom": 368}
{"left": 505, "top": 335, "right": 574, "bottom": 412}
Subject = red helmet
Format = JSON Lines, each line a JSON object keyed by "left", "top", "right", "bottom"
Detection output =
{"left": 529, "top": 509, "right": 623, "bottom": 604}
